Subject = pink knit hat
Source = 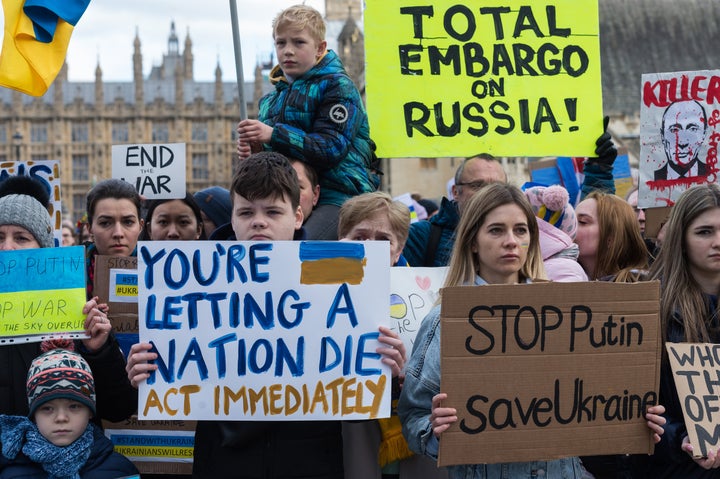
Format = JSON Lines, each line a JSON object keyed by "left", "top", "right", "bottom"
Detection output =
{"left": 524, "top": 185, "right": 577, "bottom": 239}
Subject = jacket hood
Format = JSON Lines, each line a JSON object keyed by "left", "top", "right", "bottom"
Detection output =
{"left": 537, "top": 217, "right": 577, "bottom": 260}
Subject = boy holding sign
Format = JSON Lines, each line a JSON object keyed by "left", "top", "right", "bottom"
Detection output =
{"left": 127, "top": 152, "right": 404, "bottom": 478}
{"left": 236, "top": 5, "right": 379, "bottom": 241}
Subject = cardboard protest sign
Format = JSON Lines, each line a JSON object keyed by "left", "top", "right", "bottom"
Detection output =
{"left": 364, "top": 0, "right": 603, "bottom": 158}
{"left": 112, "top": 143, "right": 186, "bottom": 199}
{"left": 666, "top": 343, "right": 720, "bottom": 458}
{"left": 639, "top": 70, "right": 720, "bottom": 208}
{"left": 93, "top": 256, "right": 138, "bottom": 334}
{"left": 103, "top": 416, "right": 195, "bottom": 475}
{"left": 438, "top": 281, "right": 661, "bottom": 466}
{"left": 0, "top": 246, "right": 85, "bottom": 342}
{"left": 138, "top": 240, "right": 392, "bottom": 421}
{"left": 0, "top": 160, "right": 62, "bottom": 246}
{"left": 389, "top": 267, "right": 447, "bottom": 348}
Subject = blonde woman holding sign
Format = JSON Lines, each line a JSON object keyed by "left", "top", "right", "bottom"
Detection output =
{"left": 396, "top": 183, "right": 589, "bottom": 477}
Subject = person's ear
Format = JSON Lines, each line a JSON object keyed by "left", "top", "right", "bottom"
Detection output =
{"left": 316, "top": 40, "right": 327, "bottom": 58}
{"left": 312, "top": 185, "right": 320, "bottom": 207}
{"left": 294, "top": 205, "right": 304, "bottom": 230}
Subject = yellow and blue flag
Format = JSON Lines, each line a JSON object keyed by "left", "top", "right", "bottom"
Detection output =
{"left": 0, "top": 0, "right": 91, "bottom": 96}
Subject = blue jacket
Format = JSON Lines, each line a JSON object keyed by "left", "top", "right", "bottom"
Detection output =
{"left": 398, "top": 277, "right": 584, "bottom": 478}
{"left": 259, "top": 50, "right": 379, "bottom": 207}
{"left": 402, "top": 198, "right": 459, "bottom": 267}
{"left": 0, "top": 423, "right": 138, "bottom": 479}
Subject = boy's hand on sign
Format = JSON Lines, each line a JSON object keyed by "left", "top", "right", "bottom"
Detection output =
{"left": 430, "top": 393, "right": 457, "bottom": 438}
{"left": 682, "top": 436, "right": 720, "bottom": 469}
{"left": 126, "top": 342, "right": 158, "bottom": 389}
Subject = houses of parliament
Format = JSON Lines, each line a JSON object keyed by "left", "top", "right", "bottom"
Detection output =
{"left": 0, "top": 0, "right": 715, "bottom": 223}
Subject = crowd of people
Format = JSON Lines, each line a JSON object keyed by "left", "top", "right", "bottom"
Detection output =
{"left": 0, "top": 3, "right": 716, "bottom": 479}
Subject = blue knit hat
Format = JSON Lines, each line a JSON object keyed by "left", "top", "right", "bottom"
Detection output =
{"left": 26, "top": 348, "right": 96, "bottom": 417}
{"left": 194, "top": 187, "right": 232, "bottom": 228}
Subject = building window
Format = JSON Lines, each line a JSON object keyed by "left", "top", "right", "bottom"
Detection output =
{"left": 72, "top": 155, "right": 89, "bottom": 181}
{"left": 191, "top": 122, "right": 208, "bottom": 142}
{"left": 419, "top": 158, "right": 437, "bottom": 170}
{"left": 112, "top": 123, "right": 129, "bottom": 143}
{"left": 192, "top": 153, "right": 209, "bottom": 180}
{"left": 71, "top": 123, "right": 89, "bottom": 143}
{"left": 152, "top": 123, "right": 169, "bottom": 142}
{"left": 0, "top": 125, "right": 6, "bottom": 143}
{"left": 72, "top": 193, "right": 85, "bottom": 222}
{"left": 30, "top": 123, "right": 48, "bottom": 143}
{"left": 31, "top": 154, "right": 48, "bottom": 162}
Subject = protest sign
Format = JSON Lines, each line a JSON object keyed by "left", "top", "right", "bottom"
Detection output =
{"left": 0, "top": 160, "right": 62, "bottom": 246}
{"left": 364, "top": 0, "right": 603, "bottom": 158}
{"left": 138, "top": 240, "right": 392, "bottom": 421}
{"left": 103, "top": 416, "right": 195, "bottom": 475}
{"left": 666, "top": 342, "right": 720, "bottom": 458}
{"left": 529, "top": 151, "right": 633, "bottom": 206}
{"left": 0, "top": 246, "right": 85, "bottom": 342}
{"left": 638, "top": 69, "right": 720, "bottom": 208}
{"left": 389, "top": 267, "right": 447, "bottom": 348}
{"left": 112, "top": 143, "right": 186, "bottom": 199}
{"left": 438, "top": 281, "right": 661, "bottom": 466}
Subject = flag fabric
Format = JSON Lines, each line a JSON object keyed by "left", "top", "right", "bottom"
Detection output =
{"left": 0, "top": 0, "right": 91, "bottom": 96}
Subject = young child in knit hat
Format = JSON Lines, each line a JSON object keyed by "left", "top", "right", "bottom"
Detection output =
{"left": 0, "top": 344, "right": 138, "bottom": 479}
{"left": 523, "top": 185, "right": 588, "bottom": 282}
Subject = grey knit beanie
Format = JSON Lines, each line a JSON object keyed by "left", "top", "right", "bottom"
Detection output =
{"left": 0, "top": 194, "right": 53, "bottom": 248}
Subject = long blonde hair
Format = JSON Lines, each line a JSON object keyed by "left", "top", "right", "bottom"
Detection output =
{"left": 444, "top": 183, "right": 546, "bottom": 288}
{"left": 650, "top": 183, "right": 720, "bottom": 342}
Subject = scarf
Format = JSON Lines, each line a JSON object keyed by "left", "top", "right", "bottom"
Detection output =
{"left": 0, "top": 415, "right": 93, "bottom": 479}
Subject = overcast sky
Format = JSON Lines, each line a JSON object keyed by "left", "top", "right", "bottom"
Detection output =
{"left": 2, "top": 1, "right": 326, "bottom": 83}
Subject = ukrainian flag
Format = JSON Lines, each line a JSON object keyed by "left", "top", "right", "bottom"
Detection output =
{"left": 299, "top": 242, "right": 367, "bottom": 285}
{"left": 0, "top": 0, "right": 92, "bottom": 96}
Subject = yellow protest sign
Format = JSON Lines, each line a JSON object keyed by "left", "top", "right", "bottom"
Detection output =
{"left": 364, "top": 0, "right": 603, "bottom": 158}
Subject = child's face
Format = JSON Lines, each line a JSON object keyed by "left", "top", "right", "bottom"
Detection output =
{"left": 274, "top": 26, "right": 326, "bottom": 78}
{"left": 231, "top": 193, "right": 303, "bottom": 241}
{"left": 34, "top": 398, "right": 92, "bottom": 447}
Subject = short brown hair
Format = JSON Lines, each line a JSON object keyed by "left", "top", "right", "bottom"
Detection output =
{"left": 273, "top": 4, "right": 326, "bottom": 43}
{"left": 231, "top": 152, "right": 299, "bottom": 209}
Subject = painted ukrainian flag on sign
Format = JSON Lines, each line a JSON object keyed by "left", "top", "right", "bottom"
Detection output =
{"left": 0, "top": 245, "right": 86, "bottom": 340}
{"left": 299, "top": 242, "right": 367, "bottom": 285}
{"left": 0, "top": 0, "right": 92, "bottom": 96}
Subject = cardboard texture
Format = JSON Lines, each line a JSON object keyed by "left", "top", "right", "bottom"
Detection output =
{"left": 93, "top": 255, "right": 139, "bottom": 333}
{"left": 103, "top": 416, "right": 195, "bottom": 475}
{"left": 666, "top": 343, "right": 720, "bottom": 458}
{"left": 438, "top": 281, "right": 661, "bottom": 466}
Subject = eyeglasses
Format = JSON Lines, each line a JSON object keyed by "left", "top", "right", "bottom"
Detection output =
{"left": 455, "top": 180, "right": 488, "bottom": 191}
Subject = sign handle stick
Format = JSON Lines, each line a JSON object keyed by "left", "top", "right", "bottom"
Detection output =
{"left": 229, "top": 0, "right": 247, "bottom": 120}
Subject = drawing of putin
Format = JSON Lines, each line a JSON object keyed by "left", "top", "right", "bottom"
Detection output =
{"left": 655, "top": 100, "right": 708, "bottom": 180}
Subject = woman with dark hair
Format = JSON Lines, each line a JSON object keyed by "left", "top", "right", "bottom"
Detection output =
{"left": 140, "top": 193, "right": 205, "bottom": 241}
{"left": 84, "top": 179, "right": 143, "bottom": 297}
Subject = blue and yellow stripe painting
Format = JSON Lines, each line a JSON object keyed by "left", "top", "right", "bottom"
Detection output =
{"left": 299, "top": 242, "right": 366, "bottom": 285}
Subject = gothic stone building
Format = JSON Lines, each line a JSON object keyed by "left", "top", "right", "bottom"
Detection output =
{"left": 0, "top": 0, "right": 717, "bottom": 223}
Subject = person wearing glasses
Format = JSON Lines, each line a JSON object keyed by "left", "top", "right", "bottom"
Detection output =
{"left": 402, "top": 154, "right": 506, "bottom": 267}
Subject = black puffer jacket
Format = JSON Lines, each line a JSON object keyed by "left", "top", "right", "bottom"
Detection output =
{"left": 192, "top": 420, "right": 344, "bottom": 479}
